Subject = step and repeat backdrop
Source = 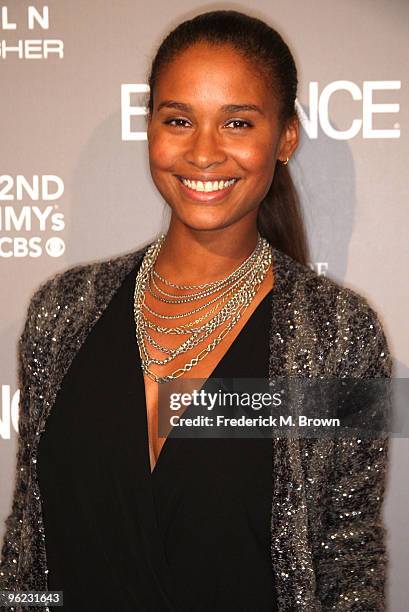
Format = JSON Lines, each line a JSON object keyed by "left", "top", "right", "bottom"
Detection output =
{"left": 1, "top": 1, "right": 408, "bottom": 608}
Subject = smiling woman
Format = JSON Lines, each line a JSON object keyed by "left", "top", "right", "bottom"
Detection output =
{"left": 147, "top": 41, "right": 295, "bottom": 228}
{"left": 146, "top": 36, "right": 306, "bottom": 262}
{"left": 0, "top": 9, "right": 392, "bottom": 612}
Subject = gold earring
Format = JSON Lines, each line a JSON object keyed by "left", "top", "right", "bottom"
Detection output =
{"left": 281, "top": 157, "right": 289, "bottom": 165}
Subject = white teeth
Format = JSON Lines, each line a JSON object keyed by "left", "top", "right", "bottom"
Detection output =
{"left": 181, "top": 178, "right": 237, "bottom": 192}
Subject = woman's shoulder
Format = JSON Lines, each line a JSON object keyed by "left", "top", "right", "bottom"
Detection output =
{"left": 273, "top": 248, "right": 393, "bottom": 377}
{"left": 36, "top": 243, "right": 148, "bottom": 299}
{"left": 21, "top": 242, "right": 151, "bottom": 344}
{"left": 274, "top": 246, "right": 377, "bottom": 317}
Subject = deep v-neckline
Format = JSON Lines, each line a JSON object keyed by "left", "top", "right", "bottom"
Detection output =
{"left": 135, "top": 284, "right": 275, "bottom": 477}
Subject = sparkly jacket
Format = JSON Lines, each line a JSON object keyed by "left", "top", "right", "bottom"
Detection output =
{"left": 0, "top": 241, "right": 392, "bottom": 612}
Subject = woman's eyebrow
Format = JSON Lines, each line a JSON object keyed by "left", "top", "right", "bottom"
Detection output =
{"left": 156, "top": 100, "right": 265, "bottom": 116}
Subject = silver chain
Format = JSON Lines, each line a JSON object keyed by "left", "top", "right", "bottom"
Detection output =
{"left": 149, "top": 236, "right": 263, "bottom": 301}
{"left": 151, "top": 236, "right": 263, "bottom": 290}
{"left": 133, "top": 233, "right": 272, "bottom": 384}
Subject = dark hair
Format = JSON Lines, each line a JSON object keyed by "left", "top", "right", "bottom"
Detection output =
{"left": 145, "top": 10, "right": 309, "bottom": 265}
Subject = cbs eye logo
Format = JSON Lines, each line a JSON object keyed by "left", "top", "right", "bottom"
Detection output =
{"left": 45, "top": 237, "right": 65, "bottom": 257}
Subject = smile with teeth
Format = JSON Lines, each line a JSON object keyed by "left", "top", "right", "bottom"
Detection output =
{"left": 179, "top": 177, "right": 238, "bottom": 192}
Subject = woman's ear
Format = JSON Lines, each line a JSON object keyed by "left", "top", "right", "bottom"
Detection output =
{"left": 277, "top": 114, "right": 299, "bottom": 162}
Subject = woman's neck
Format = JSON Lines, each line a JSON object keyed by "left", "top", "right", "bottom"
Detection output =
{"left": 153, "top": 222, "right": 260, "bottom": 285}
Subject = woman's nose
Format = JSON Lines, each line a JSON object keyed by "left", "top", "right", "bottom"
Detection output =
{"left": 184, "top": 125, "right": 227, "bottom": 168}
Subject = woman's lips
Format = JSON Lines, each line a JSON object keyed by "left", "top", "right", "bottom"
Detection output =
{"left": 176, "top": 177, "right": 240, "bottom": 202}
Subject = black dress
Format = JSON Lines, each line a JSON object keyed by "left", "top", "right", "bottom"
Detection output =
{"left": 37, "top": 262, "right": 277, "bottom": 612}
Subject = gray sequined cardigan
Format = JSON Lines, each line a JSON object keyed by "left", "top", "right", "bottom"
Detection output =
{"left": 0, "top": 241, "right": 392, "bottom": 612}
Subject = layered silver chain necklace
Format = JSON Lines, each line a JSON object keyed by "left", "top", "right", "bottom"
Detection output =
{"left": 133, "top": 233, "right": 272, "bottom": 384}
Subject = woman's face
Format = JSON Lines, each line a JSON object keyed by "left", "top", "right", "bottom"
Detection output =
{"left": 147, "top": 42, "right": 298, "bottom": 232}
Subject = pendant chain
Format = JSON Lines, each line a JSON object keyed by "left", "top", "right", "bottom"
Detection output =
{"left": 133, "top": 233, "right": 272, "bottom": 384}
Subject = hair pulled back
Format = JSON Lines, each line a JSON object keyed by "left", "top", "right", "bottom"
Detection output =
{"left": 146, "top": 10, "right": 309, "bottom": 265}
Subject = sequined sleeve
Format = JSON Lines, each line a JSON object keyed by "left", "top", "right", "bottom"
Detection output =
{"left": 316, "top": 302, "right": 393, "bottom": 611}
{"left": 0, "top": 281, "right": 50, "bottom": 591}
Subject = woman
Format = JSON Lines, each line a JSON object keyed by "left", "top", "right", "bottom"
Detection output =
{"left": 0, "top": 10, "right": 392, "bottom": 612}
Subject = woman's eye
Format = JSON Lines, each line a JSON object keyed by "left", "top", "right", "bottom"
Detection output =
{"left": 225, "top": 119, "right": 252, "bottom": 129}
{"left": 162, "top": 118, "right": 252, "bottom": 130}
{"left": 163, "top": 118, "right": 190, "bottom": 128}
